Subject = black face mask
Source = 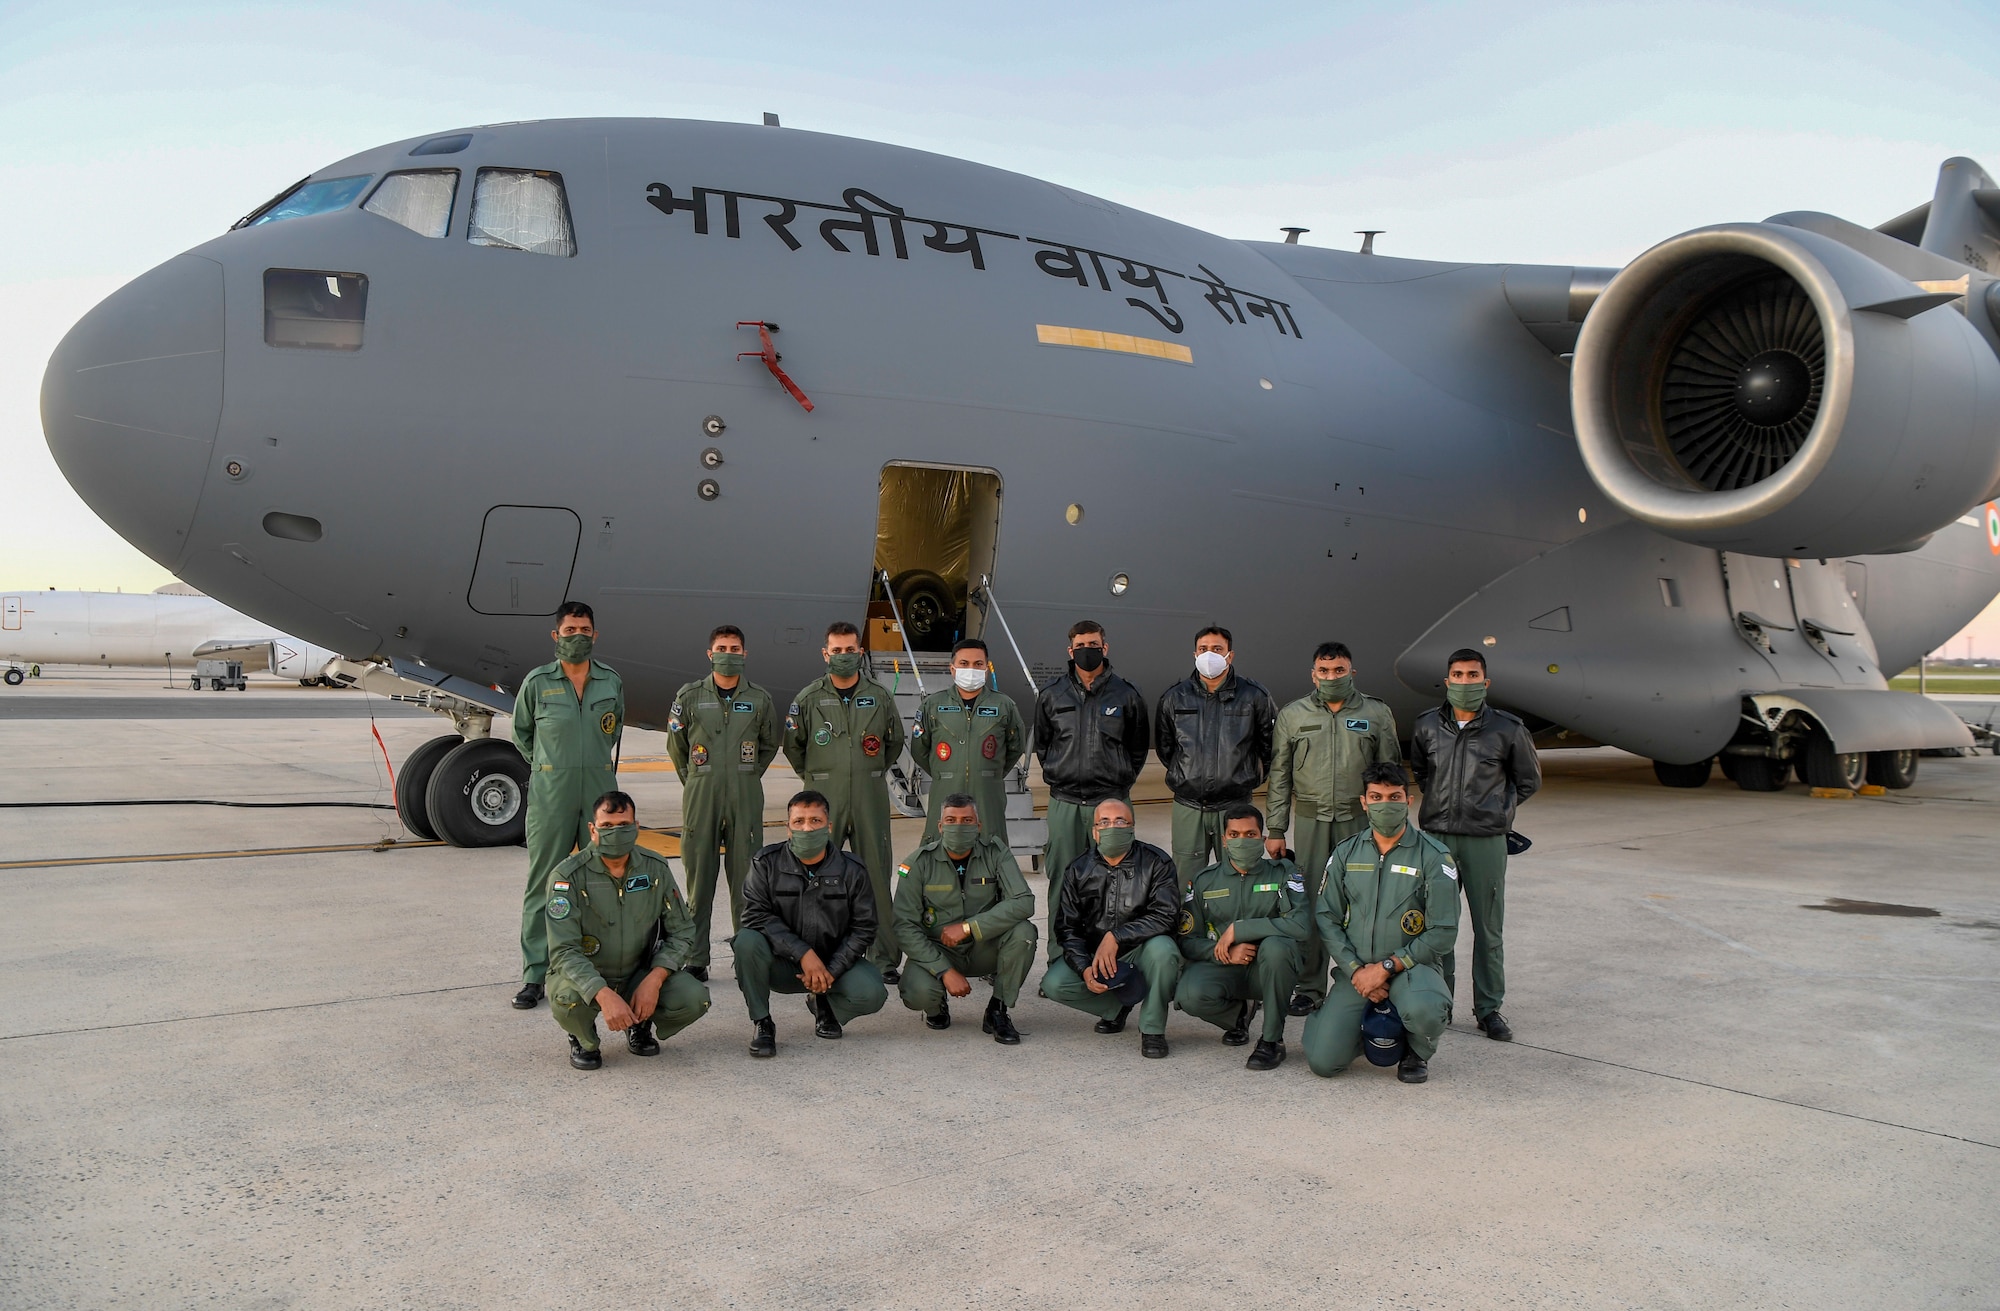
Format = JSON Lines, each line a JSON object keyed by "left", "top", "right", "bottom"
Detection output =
{"left": 1072, "top": 647, "right": 1105, "bottom": 673}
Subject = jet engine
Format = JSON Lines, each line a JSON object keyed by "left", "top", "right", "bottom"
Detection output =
{"left": 270, "top": 640, "right": 340, "bottom": 683}
{"left": 1571, "top": 221, "right": 2000, "bottom": 558}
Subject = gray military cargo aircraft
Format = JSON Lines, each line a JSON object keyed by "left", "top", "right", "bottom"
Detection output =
{"left": 41, "top": 117, "right": 2000, "bottom": 847}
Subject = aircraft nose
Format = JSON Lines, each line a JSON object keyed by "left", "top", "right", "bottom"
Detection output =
{"left": 41, "top": 254, "right": 225, "bottom": 568}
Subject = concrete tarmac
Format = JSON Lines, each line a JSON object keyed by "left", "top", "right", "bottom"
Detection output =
{"left": 1, "top": 674, "right": 1996, "bottom": 1308}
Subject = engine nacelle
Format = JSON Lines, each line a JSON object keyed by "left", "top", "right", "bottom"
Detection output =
{"left": 270, "top": 640, "right": 339, "bottom": 681}
{"left": 1572, "top": 222, "right": 2000, "bottom": 558}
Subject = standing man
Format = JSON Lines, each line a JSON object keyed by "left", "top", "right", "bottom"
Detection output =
{"left": 544, "top": 791, "right": 711, "bottom": 1069}
{"left": 510, "top": 600, "right": 623, "bottom": 1010}
{"left": 891, "top": 793, "right": 1036, "bottom": 1044}
{"left": 784, "top": 621, "right": 906, "bottom": 981}
{"left": 1039, "top": 798, "right": 1183, "bottom": 1058}
{"left": 909, "top": 638, "right": 1025, "bottom": 845}
{"left": 666, "top": 625, "right": 781, "bottom": 981}
{"left": 1408, "top": 647, "right": 1541, "bottom": 1042}
{"left": 1033, "top": 620, "right": 1149, "bottom": 960}
{"left": 1302, "top": 763, "right": 1459, "bottom": 1085}
{"left": 1266, "top": 641, "right": 1401, "bottom": 1016}
{"left": 735, "top": 791, "right": 887, "bottom": 1056}
{"left": 1173, "top": 804, "right": 1305, "bottom": 1071}
{"left": 1154, "top": 625, "right": 1276, "bottom": 890}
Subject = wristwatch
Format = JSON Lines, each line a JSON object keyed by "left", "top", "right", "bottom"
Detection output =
{"left": 961, "top": 922, "right": 974, "bottom": 939}
{"left": 1378, "top": 957, "right": 1401, "bottom": 975}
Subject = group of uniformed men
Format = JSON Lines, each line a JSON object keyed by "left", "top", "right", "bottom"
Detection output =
{"left": 508, "top": 605, "right": 1540, "bottom": 1081}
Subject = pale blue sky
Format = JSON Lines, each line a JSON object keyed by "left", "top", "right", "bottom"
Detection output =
{"left": 3, "top": 0, "right": 1997, "bottom": 648}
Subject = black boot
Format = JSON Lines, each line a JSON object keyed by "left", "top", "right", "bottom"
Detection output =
{"left": 982, "top": 997, "right": 1021, "bottom": 1045}
{"left": 882, "top": 966, "right": 901, "bottom": 984}
{"left": 685, "top": 965, "right": 709, "bottom": 983}
{"left": 1476, "top": 1011, "right": 1514, "bottom": 1042}
{"left": 1095, "top": 1005, "right": 1133, "bottom": 1034}
{"left": 748, "top": 1016, "right": 776, "bottom": 1058}
{"left": 1245, "top": 1038, "right": 1286, "bottom": 1071}
{"left": 567, "top": 1035, "right": 602, "bottom": 1070}
{"left": 1222, "top": 1000, "right": 1256, "bottom": 1046}
{"left": 925, "top": 999, "right": 951, "bottom": 1030}
{"left": 512, "top": 982, "right": 544, "bottom": 1010}
{"left": 1286, "top": 992, "right": 1316, "bottom": 1017}
{"left": 626, "top": 1021, "right": 660, "bottom": 1056}
{"left": 1397, "top": 1052, "right": 1429, "bottom": 1084}
{"left": 813, "top": 995, "right": 844, "bottom": 1040}
{"left": 1141, "top": 1033, "right": 1170, "bottom": 1059}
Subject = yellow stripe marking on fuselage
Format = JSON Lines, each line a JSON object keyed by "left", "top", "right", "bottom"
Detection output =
{"left": 1036, "top": 323, "right": 1194, "bottom": 365}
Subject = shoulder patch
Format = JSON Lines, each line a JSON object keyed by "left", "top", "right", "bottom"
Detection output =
{"left": 1442, "top": 864, "right": 1459, "bottom": 882}
{"left": 1286, "top": 875, "right": 1305, "bottom": 893}
{"left": 896, "top": 863, "right": 911, "bottom": 876}
{"left": 547, "top": 896, "right": 571, "bottom": 920}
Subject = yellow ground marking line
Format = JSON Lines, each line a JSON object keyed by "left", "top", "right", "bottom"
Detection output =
{"left": 1036, "top": 323, "right": 1194, "bottom": 364}
{"left": 636, "top": 829, "right": 682, "bottom": 857}
{"left": 0, "top": 838, "right": 446, "bottom": 872}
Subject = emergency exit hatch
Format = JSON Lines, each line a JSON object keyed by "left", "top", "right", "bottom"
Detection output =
{"left": 870, "top": 464, "right": 1002, "bottom": 653}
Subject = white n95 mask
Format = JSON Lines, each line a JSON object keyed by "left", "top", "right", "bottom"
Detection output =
{"left": 1194, "top": 651, "right": 1229, "bottom": 679}
{"left": 953, "top": 666, "right": 989, "bottom": 692}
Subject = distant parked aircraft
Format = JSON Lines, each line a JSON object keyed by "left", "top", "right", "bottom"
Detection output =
{"left": 0, "top": 584, "right": 341, "bottom": 686}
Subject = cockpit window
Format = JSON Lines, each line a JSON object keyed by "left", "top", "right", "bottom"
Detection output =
{"left": 264, "top": 270, "right": 368, "bottom": 350}
{"left": 239, "top": 175, "right": 372, "bottom": 228}
{"left": 364, "top": 170, "right": 459, "bottom": 238}
{"left": 467, "top": 169, "right": 575, "bottom": 257}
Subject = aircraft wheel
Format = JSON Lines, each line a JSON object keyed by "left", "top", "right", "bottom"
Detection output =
{"left": 890, "top": 569, "right": 960, "bottom": 651}
{"left": 1730, "top": 754, "right": 1787, "bottom": 792}
{"left": 1865, "top": 749, "right": 1919, "bottom": 790}
{"left": 424, "top": 738, "right": 529, "bottom": 848}
{"left": 2, "top": 668, "right": 22, "bottom": 686}
{"left": 1717, "top": 752, "right": 1740, "bottom": 782}
{"left": 1801, "top": 733, "right": 1866, "bottom": 790}
{"left": 1652, "top": 758, "right": 1712, "bottom": 788}
{"left": 395, "top": 734, "right": 462, "bottom": 840}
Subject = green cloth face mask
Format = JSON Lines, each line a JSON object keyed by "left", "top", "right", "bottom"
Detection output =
{"left": 1446, "top": 682, "right": 1488, "bottom": 712}
{"left": 789, "top": 828, "right": 831, "bottom": 860}
{"left": 1225, "top": 837, "right": 1264, "bottom": 872}
{"left": 940, "top": 822, "right": 980, "bottom": 856}
{"left": 710, "top": 652, "right": 746, "bottom": 677}
{"left": 555, "top": 634, "right": 594, "bottom": 663}
{"left": 1315, "top": 674, "right": 1354, "bottom": 704}
{"left": 1366, "top": 801, "right": 1409, "bottom": 837}
{"left": 827, "top": 652, "right": 863, "bottom": 677}
{"left": 1095, "top": 826, "right": 1135, "bottom": 860}
{"left": 594, "top": 823, "right": 637, "bottom": 858}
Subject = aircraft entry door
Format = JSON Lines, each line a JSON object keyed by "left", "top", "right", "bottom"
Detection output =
{"left": 467, "top": 506, "right": 582, "bottom": 616}
{"left": 869, "top": 464, "right": 1003, "bottom": 654}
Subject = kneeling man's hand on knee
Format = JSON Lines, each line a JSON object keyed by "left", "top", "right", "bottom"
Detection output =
{"left": 597, "top": 988, "right": 638, "bottom": 1031}
{"left": 631, "top": 967, "right": 668, "bottom": 1022}
{"left": 797, "top": 950, "right": 835, "bottom": 994}
{"left": 1350, "top": 962, "right": 1391, "bottom": 1002}
{"left": 942, "top": 968, "right": 972, "bottom": 998}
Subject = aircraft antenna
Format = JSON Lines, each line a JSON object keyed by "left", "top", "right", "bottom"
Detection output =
{"left": 1356, "top": 230, "right": 1384, "bottom": 255}
{"left": 1280, "top": 227, "right": 1308, "bottom": 244}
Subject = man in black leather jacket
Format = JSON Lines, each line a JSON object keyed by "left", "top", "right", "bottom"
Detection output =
{"left": 1153, "top": 625, "right": 1276, "bottom": 890}
{"left": 1407, "top": 648, "right": 1541, "bottom": 1043}
{"left": 735, "top": 790, "right": 887, "bottom": 1056}
{"left": 1033, "top": 620, "right": 1150, "bottom": 960}
{"left": 1038, "top": 798, "right": 1183, "bottom": 1058}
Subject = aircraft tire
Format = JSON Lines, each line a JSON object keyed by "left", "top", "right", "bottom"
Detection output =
{"left": 1801, "top": 733, "right": 1866, "bottom": 790}
{"left": 1651, "top": 758, "right": 1713, "bottom": 788}
{"left": 424, "top": 737, "right": 529, "bottom": 848}
{"left": 1730, "top": 754, "right": 1787, "bottom": 792}
{"left": 2, "top": 668, "right": 22, "bottom": 686}
{"left": 1865, "top": 749, "right": 1919, "bottom": 790}
{"left": 395, "top": 734, "right": 462, "bottom": 840}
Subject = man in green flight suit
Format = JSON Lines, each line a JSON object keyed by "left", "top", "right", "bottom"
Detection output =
{"left": 1265, "top": 641, "right": 1401, "bottom": 1015}
{"left": 545, "top": 791, "right": 711, "bottom": 1069}
{"left": 891, "top": 793, "right": 1037, "bottom": 1044}
{"left": 908, "top": 638, "right": 1025, "bottom": 845}
{"left": 784, "top": 621, "right": 907, "bottom": 980}
{"left": 1173, "top": 803, "right": 1307, "bottom": 1071}
{"left": 510, "top": 600, "right": 623, "bottom": 1011}
{"left": 1303, "top": 762, "right": 1460, "bottom": 1085}
{"left": 665, "top": 625, "right": 782, "bottom": 980}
